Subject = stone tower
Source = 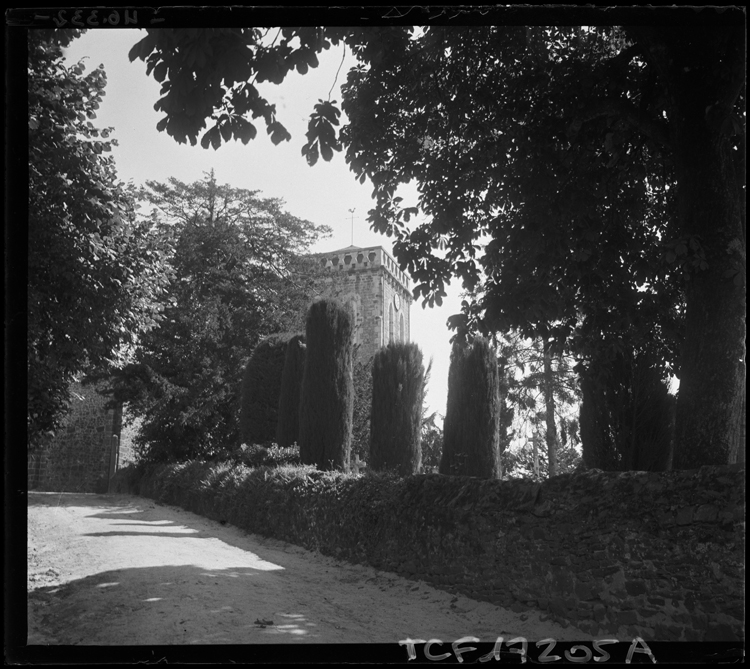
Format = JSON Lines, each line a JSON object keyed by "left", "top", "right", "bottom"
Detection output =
{"left": 315, "top": 245, "right": 412, "bottom": 363}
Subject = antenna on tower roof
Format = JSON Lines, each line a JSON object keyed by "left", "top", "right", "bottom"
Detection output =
{"left": 348, "top": 208, "right": 356, "bottom": 246}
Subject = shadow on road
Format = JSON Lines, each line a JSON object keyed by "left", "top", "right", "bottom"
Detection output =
{"left": 28, "top": 491, "right": 321, "bottom": 573}
{"left": 28, "top": 563, "right": 320, "bottom": 646}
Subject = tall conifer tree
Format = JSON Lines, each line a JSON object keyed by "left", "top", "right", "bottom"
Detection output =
{"left": 440, "top": 337, "right": 502, "bottom": 478}
{"left": 298, "top": 299, "right": 354, "bottom": 470}
{"left": 275, "top": 334, "right": 306, "bottom": 448}
{"left": 240, "top": 333, "right": 294, "bottom": 446}
{"left": 370, "top": 342, "right": 425, "bottom": 475}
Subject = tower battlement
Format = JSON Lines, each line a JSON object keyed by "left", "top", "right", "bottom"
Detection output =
{"left": 317, "top": 245, "right": 410, "bottom": 291}
{"left": 313, "top": 245, "right": 412, "bottom": 363}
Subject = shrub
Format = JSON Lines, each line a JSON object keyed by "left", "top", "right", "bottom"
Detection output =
{"left": 370, "top": 342, "right": 425, "bottom": 475}
{"left": 440, "top": 336, "right": 502, "bottom": 478}
{"left": 238, "top": 443, "right": 302, "bottom": 468}
{"left": 298, "top": 299, "right": 354, "bottom": 471}
{"left": 198, "top": 442, "right": 302, "bottom": 469}
{"left": 239, "top": 333, "right": 295, "bottom": 446}
{"left": 275, "top": 333, "right": 306, "bottom": 447}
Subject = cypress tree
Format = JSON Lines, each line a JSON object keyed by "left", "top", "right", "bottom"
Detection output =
{"left": 298, "top": 299, "right": 354, "bottom": 470}
{"left": 440, "top": 336, "right": 502, "bottom": 478}
{"left": 239, "top": 333, "right": 294, "bottom": 446}
{"left": 275, "top": 333, "right": 306, "bottom": 448}
{"left": 370, "top": 342, "right": 425, "bottom": 475}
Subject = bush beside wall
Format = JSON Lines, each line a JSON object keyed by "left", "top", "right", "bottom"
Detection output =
{"left": 114, "top": 462, "right": 745, "bottom": 642}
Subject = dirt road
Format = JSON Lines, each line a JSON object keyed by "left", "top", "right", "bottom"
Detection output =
{"left": 28, "top": 491, "right": 591, "bottom": 647}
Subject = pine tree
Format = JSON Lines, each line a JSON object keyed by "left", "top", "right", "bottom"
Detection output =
{"left": 495, "top": 332, "right": 582, "bottom": 479}
{"left": 440, "top": 337, "right": 502, "bottom": 478}
{"left": 298, "top": 299, "right": 354, "bottom": 470}
{"left": 275, "top": 333, "right": 306, "bottom": 448}
{"left": 370, "top": 342, "right": 425, "bottom": 475}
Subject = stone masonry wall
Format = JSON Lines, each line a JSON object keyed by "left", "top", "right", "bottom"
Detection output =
{"left": 374, "top": 466, "right": 745, "bottom": 642}
{"left": 319, "top": 266, "right": 383, "bottom": 363}
{"left": 316, "top": 245, "right": 412, "bottom": 364}
{"left": 130, "top": 462, "right": 745, "bottom": 642}
{"left": 28, "top": 381, "right": 119, "bottom": 493}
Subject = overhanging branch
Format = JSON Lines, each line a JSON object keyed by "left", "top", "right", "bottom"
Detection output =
{"left": 578, "top": 98, "right": 671, "bottom": 149}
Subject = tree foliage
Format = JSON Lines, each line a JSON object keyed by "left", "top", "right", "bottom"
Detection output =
{"left": 351, "top": 356, "right": 373, "bottom": 462}
{"left": 580, "top": 350, "right": 674, "bottom": 471}
{"left": 28, "top": 30, "right": 169, "bottom": 450}
{"left": 496, "top": 333, "right": 582, "bottom": 476}
{"left": 420, "top": 411, "right": 444, "bottom": 473}
{"left": 370, "top": 342, "right": 425, "bottom": 475}
{"left": 441, "top": 337, "right": 502, "bottom": 478}
{"left": 131, "top": 20, "right": 746, "bottom": 468}
{"left": 108, "top": 173, "right": 330, "bottom": 462}
{"left": 240, "top": 333, "right": 296, "bottom": 446}
{"left": 275, "top": 333, "right": 307, "bottom": 448}
{"left": 342, "top": 24, "right": 745, "bottom": 469}
{"left": 501, "top": 438, "right": 582, "bottom": 480}
{"left": 298, "top": 299, "right": 354, "bottom": 471}
{"left": 419, "top": 358, "right": 444, "bottom": 472}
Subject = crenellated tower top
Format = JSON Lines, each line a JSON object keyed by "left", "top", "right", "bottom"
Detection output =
{"left": 313, "top": 245, "right": 412, "bottom": 363}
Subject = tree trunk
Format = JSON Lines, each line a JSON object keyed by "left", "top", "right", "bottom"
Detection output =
{"left": 654, "top": 27, "right": 746, "bottom": 468}
{"left": 627, "top": 356, "right": 638, "bottom": 471}
{"left": 579, "top": 374, "right": 603, "bottom": 469}
{"left": 543, "top": 343, "right": 558, "bottom": 477}
{"left": 736, "top": 386, "right": 746, "bottom": 464}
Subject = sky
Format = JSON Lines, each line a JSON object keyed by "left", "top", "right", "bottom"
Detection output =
{"left": 62, "top": 29, "right": 463, "bottom": 421}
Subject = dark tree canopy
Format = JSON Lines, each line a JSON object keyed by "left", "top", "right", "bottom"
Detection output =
{"left": 28, "top": 30, "right": 169, "bottom": 450}
{"left": 127, "top": 19, "right": 745, "bottom": 468}
{"left": 580, "top": 350, "right": 674, "bottom": 472}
